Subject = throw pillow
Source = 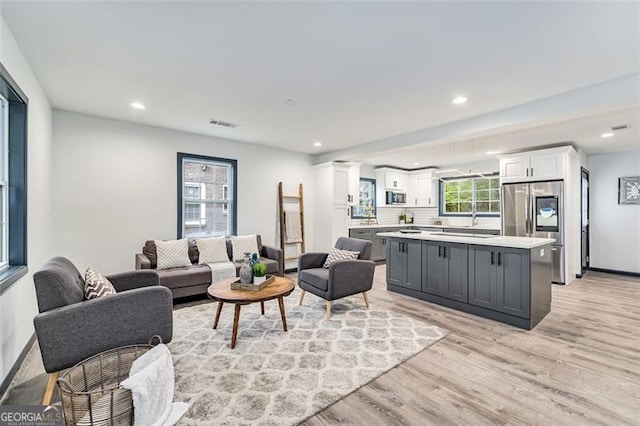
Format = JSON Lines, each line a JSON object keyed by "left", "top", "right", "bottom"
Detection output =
{"left": 155, "top": 239, "right": 192, "bottom": 270}
{"left": 196, "top": 237, "right": 229, "bottom": 264}
{"left": 323, "top": 247, "right": 360, "bottom": 268}
{"left": 230, "top": 234, "right": 260, "bottom": 261}
{"left": 84, "top": 267, "right": 116, "bottom": 300}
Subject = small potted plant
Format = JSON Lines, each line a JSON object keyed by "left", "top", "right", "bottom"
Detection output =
{"left": 399, "top": 213, "right": 407, "bottom": 224}
{"left": 252, "top": 262, "right": 267, "bottom": 284}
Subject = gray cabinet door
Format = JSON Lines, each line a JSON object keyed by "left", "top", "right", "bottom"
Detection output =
{"left": 496, "top": 248, "right": 531, "bottom": 318}
{"left": 386, "top": 239, "right": 404, "bottom": 286}
{"left": 423, "top": 242, "right": 443, "bottom": 295}
{"left": 404, "top": 240, "right": 422, "bottom": 291}
{"left": 442, "top": 243, "right": 468, "bottom": 302}
{"left": 468, "top": 245, "right": 497, "bottom": 309}
{"left": 372, "top": 236, "right": 385, "bottom": 261}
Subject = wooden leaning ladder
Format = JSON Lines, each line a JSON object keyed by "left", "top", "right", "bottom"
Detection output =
{"left": 278, "top": 182, "right": 306, "bottom": 262}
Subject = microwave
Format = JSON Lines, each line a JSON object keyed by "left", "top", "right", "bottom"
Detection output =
{"left": 386, "top": 191, "right": 406, "bottom": 205}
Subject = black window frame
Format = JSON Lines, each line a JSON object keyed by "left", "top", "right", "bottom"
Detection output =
{"left": 0, "top": 62, "right": 28, "bottom": 295}
{"left": 176, "top": 152, "right": 237, "bottom": 238}
{"left": 439, "top": 173, "right": 500, "bottom": 217}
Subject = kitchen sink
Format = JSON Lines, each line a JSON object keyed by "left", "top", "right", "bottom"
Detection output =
{"left": 436, "top": 232, "right": 498, "bottom": 239}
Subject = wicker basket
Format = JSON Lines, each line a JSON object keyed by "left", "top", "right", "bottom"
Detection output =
{"left": 57, "top": 336, "right": 162, "bottom": 426}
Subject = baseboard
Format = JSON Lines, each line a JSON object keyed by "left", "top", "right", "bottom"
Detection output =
{"left": 588, "top": 267, "right": 640, "bottom": 278}
{"left": 0, "top": 332, "right": 36, "bottom": 400}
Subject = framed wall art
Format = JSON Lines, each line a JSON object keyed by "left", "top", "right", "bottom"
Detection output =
{"left": 618, "top": 176, "right": 640, "bottom": 205}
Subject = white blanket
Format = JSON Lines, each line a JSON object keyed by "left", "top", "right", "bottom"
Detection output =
{"left": 207, "top": 261, "right": 236, "bottom": 283}
{"left": 284, "top": 208, "right": 303, "bottom": 243}
{"left": 121, "top": 344, "right": 188, "bottom": 426}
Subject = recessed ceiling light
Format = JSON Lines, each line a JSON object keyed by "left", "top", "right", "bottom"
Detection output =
{"left": 284, "top": 98, "right": 298, "bottom": 106}
{"left": 313, "top": 141, "right": 323, "bottom": 147}
{"left": 130, "top": 102, "right": 146, "bottom": 110}
{"left": 413, "top": 162, "right": 420, "bottom": 166}
{"left": 452, "top": 96, "right": 469, "bottom": 105}
{"left": 601, "top": 132, "right": 614, "bottom": 138}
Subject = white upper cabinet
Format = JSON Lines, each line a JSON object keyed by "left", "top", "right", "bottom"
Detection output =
{"left": 499, "top": 147, "right": 574, "bottom": 183}
{"left": 407, "top": 169, "right": 438, "bottom": 207}
{"left": 332, "top": 164, "right": 350, "bottom": 205}
{"left": 376, "top": 168, "right": 407, "bottom": 191}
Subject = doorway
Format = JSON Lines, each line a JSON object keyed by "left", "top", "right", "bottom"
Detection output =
{"left": 580, "top": 167, "right": 590, "bottom": 276}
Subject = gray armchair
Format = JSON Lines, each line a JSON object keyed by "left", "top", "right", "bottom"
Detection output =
{"left": 33, "top": 257, "right": 173, "bottom": 404}
{"left": 297, "top": 237, "right": 375, "bottom": 319}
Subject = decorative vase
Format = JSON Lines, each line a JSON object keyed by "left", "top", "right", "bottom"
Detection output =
{"left": 239, "top": 253, "right": 253, "bottom": 284}
{"left": 249, "top": 253, "right": 259, "bottom": 267}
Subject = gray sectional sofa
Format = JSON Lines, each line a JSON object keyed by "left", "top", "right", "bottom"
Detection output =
{"left": 135, "top": 235, "right": 284, "bottom": 299}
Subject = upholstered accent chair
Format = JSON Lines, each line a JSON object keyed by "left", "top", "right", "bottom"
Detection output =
{"left": 32, "top": 257, "right": 173, "bottom": 405}
{"left": 297, "top": 237, "right": 375, "bottom": 319}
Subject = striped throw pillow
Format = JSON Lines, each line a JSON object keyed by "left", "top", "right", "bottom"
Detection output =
{"left": 323, "top": 247, "right": 360, "bottom": 268}
{"left": 84, "top": 268, "right": 116, "bottom": 299}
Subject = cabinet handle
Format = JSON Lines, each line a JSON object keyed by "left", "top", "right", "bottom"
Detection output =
{"left": 526, "top": 168, "right": 529, "bottom": 177}
{"left": 383, "top": 238, "right": 386, "bottom": 245}
{"left": 498, "top": 252, "right": 502, "bottom": 266}
{"left": 531, "top": 167, "right": 534, "bottom": 176}
{"left": 428, "top": 197, "right": 431, "bottom": 205}
{"left": 443, "top": 246, "right": 447, "bottom": 258}
{"left": 491, "top": 251, "right": 495, "bottom": 265}
{"left": 438, "top": 245, "right": 442, "bottom": 258}
{"left": 415, "top": 198, "right": 417, "bottom": 205}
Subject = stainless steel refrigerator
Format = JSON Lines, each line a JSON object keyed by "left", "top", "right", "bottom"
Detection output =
{"left": 502, "top": 181, "right": 565, "bottom": 284}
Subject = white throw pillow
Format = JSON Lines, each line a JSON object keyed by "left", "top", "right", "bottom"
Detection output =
{"left": 155, "top": 239, "right": 192, "bottom": 270}
{"left": 230, "top": 234, "right": 260, "bottom": 261}
{"left": 84, "top": 267, "right": 116, "bottom": 299}
{"left": 323, "top": 247, "right": 360, "bottom": 268}
{"left": 197, "top": 237, "right": 229, "bottom": 264}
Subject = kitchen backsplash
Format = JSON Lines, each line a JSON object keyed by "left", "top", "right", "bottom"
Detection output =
{"left": 350, "top": 206, "right": 501, "bottom": 229}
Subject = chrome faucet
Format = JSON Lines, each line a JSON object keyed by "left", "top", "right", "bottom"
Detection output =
{"left": 471, "top": 204, "right": 478, "bottom": 227}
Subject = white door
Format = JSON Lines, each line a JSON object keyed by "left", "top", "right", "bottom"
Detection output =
{"left": 331, "top": 205, "right": 349, "bottom": 246}
{"left": 417, "top": 175, "right": 435, "bottom": 206}
{"left": 407, "top": 174, "right": 419, "bottom": 206}
{"left": 348, "top": 164, "right": 360, "bottom": 206}
{"left": 332, "top": 167, "right": 349, "bottom": 205}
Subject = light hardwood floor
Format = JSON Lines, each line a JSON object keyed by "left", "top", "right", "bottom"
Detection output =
{"left": 303, "top": 267, "right": 640, "bottom": 425}
{"left": 2, "top": 268, "right": 638, "bottom": 425}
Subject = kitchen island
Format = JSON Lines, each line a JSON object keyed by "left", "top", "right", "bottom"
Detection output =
{"left": 378, "top": 231, "right": 555, "bottom": 329}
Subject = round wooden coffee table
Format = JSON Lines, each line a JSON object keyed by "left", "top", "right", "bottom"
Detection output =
{"left": 207, "top": 276, "right": 295, "bottom": 349}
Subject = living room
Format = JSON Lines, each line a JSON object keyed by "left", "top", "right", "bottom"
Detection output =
{"left": 0, "top": 2, "right": 639, "bottom": 425}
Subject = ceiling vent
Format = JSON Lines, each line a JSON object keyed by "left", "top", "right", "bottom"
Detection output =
{"left": 209, "top": 119, "right": 237, "bottom": 128}
{"left": 610, "top": 124, "right": 629, "bottom": 131}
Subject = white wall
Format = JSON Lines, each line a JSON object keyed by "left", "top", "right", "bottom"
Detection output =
{"left": 0, "top": 16, "right": 53, "bottom": 382}
{"left": 589, "top": 151, "right": 640, "bottom": 273}
{"left": 52, "top": 111, "right": 315, "bottom": 274}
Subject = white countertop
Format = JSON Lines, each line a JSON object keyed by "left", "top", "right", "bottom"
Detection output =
{"left": 377, "top": 231, "right": 554, "bottom": 249}
{"left": 349, "top": 223, "right": 500, "bottom": 231}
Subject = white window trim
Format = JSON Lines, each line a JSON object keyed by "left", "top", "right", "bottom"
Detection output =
{"left": 0, "top": 94, "right": 8, "bottom": 268}
{"left": 184, "top": 182, "right": 206, "bottom": 226}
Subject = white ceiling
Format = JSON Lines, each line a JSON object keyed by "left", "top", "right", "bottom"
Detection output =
{"left": 1, "top": 1, "right": 639, "bottom": 157}
{"left": 360, "top": 107, "right": 640, "bottom": 169}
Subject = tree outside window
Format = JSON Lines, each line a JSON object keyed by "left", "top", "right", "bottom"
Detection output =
{"left": 441, "top": 175, "right": 500, "bottom": 216}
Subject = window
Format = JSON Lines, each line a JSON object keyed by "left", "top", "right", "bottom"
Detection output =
{"left": 0, "top": 62, "right": 28, "bottom": 294}
{"left": 1, "top": 94, "right": 8, "bottom": 267}
{"left": 440, "top": 175, "right": 500, "bottom": 216}
{"left": 350, "top": 178, "right": 376, "bottom": 218}
{"left": 222, "top": 185, "right": 228, "bottom": 214}
{"left": 177, "top": 153, "right": 237, "bottom": 238}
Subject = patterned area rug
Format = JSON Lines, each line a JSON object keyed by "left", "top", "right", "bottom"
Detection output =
{"left": 170, "top": 290, "right": 447, "bottom": 425}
